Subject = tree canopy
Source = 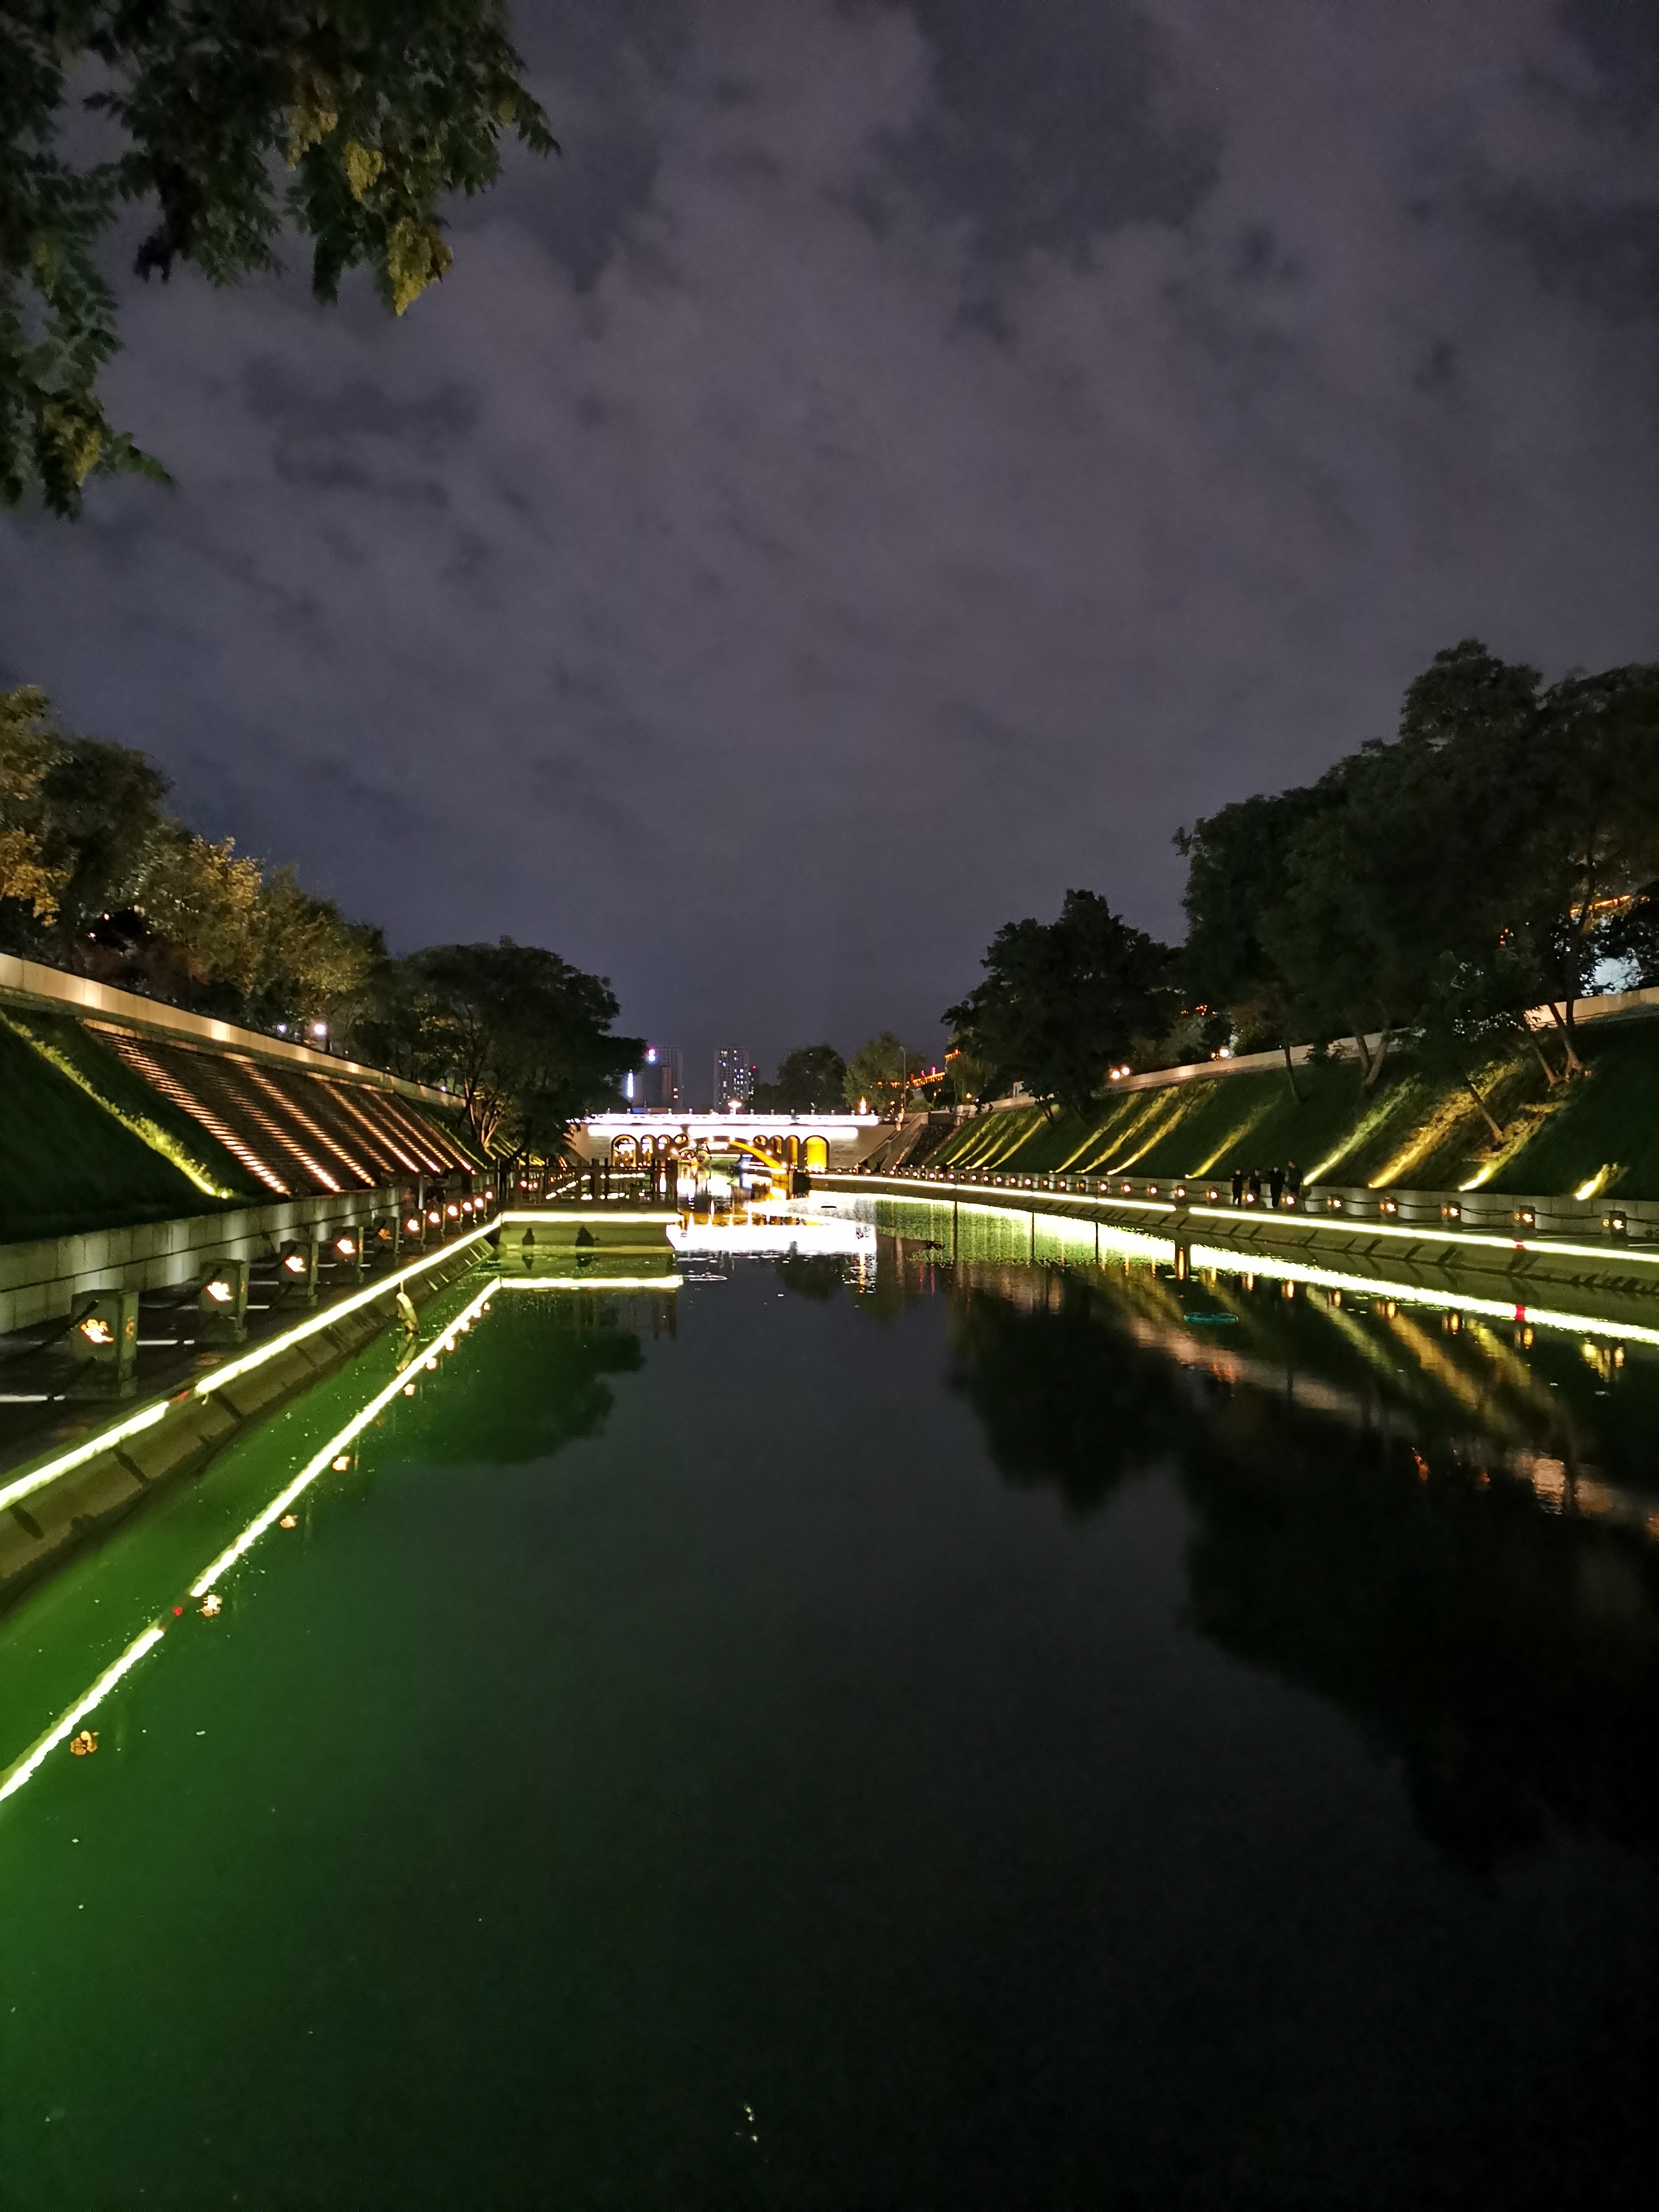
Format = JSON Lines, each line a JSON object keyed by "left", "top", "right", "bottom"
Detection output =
{"left": 752, "top": 1042, "right": 847, "bottom": 1115}
{"left": 1175, "top": 641, "right": 1659, "bottom": 1095}
{"left": 2, "top": 1, "right": 552, "bottom": 513}
{"left": 1, "top": 681, "right": 382, "bottom": 1026}
{"left": 2, "top": 684, "right": 648, "bottom": 1158}
{"left": 354, "top": 938, "right": 638, "bottom": 1157}
{"left": 944, "top": 890, "right": 1176, "bottom": 1118}
{"left": 842, "top": 1031, "right": 912, "bottom": 1115}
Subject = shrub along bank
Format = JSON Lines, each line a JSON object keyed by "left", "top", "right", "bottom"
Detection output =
{"left": 928, "top": 1015, "right": 1659, "bottom": 1199}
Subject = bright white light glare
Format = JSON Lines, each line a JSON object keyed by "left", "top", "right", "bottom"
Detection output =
{"left": 0, "top": 1400, "right": 167, "bottom": 1518}
{"left": 336, "top": 1237, "right": 355, "bottom": 1256}
{"left": 283, "top": 1253, "right": 307, "bottom": 1273}
{"left": 311, "top": 1021, "right": 327, "bottom": 1038}
{"left": 0, "top": 1626, "right": 166, "bottom": 1808}
{"left": 205, "top": 1279, "right": 233, "bottom": 1303}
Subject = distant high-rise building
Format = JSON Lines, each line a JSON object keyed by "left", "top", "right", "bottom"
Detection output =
{"left": 625, "top": 1045, "right": 682, "bottom": 1110}
{"left": 713, "top": 1044, "right": 754, "bottom": 1111}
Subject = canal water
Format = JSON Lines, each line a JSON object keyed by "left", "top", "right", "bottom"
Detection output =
{"left": 2, "top": 1199, "right": 1657, "bottom": 2208}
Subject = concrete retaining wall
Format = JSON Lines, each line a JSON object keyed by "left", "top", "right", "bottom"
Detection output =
{"left": 0, "top": 1239, "right": 485, "bottom": 1611}
{"left": 0, "top": 1186, "right": 403, "bottom": 1336}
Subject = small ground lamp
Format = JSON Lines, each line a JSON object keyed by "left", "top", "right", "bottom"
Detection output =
{"left": 69, "top": 1290, "right": 139, "bottom": 1399}
{"left": 198, "top": 1259, "right": 249, "bottom": 1346}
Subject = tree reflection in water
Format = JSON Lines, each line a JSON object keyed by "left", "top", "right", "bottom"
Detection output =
{"left": 419, "top": 1300, "right": 646, "bottom": 1467}
{"left": 946, "top": 1259, "right": 1659, "bottom": 1871}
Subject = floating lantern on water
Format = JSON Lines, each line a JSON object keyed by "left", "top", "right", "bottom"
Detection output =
{"left": 279, "top": 1514, "right": 298, "bottom": 1529}
{"left": 70, "top": 1730, "right": 98, "bottom": 1756}
{"left": 200, "top": 1593, "right": 223, "bottom": 1618}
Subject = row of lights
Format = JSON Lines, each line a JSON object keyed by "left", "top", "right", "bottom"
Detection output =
{"left": 886, "top": 1163, "right": 1639, "bottom": 1241}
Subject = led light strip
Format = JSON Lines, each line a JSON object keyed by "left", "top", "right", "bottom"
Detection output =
{"left": 1185, "top": 1242, "right": 1659, "bottom": 1349}
{"left": 854, "top": 1179, "right": 1659, "bottom": 1343}
{"left": 0, "top": 1625, "right": 166, "bottom": 1807}
{"left": 195, "top": 1217, "right": 499, "bottom": 1398}
{"left": 851, "top": 1176, "right": 1659, "bottom": 1271}
{"left": 495, "top": 1276, "right": 682, "bottom": 1292}
{"left": 0, "top": 1401, "right": 169, "bottom": 1518}
{"left": 1, "top": 1282, "right": 499, "bottom": 1817}
{"left": 189, "top": 1282, "right": 496, "bottom": 1598}
{"left": 0, "top": 1217, "right": 501, "bottom": 1521}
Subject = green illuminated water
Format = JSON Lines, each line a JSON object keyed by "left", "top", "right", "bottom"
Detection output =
{"left": 2, "top": 1208, "right": 1658, "bottom": 2208}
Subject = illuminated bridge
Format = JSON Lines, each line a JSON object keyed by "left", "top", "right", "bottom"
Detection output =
{"left": 572, "top": 1112, "right": 884, "bottom": 1178}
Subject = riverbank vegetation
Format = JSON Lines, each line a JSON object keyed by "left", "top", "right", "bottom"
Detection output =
{"left": 941, "top": 641, "right": 1659, "bottom": 1173}
{"left": 0, "top": 685, "right": 638, "bottom": 1159}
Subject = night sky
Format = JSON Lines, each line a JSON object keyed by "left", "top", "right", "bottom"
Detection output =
{"left": 2, "top": 1, "right": 1655, "bottom": 1098}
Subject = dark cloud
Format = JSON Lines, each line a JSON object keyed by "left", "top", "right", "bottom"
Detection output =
{"left": 2, "top": 0, "right": 1655, "bottom": 1095}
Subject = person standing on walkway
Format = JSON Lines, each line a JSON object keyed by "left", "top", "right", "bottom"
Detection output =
{"left": 1247, "top": 1167, "right": 1262, "bottom": 1206}
{"left": 1286, "top": 1160, "right": 1302, "bottom": 1206}
{"left": 1269, "top": 1165, "right": 1285, "bottom": 1209}
{"left": 1231, "top": 1166, "right": 1244, "bottom": 1206}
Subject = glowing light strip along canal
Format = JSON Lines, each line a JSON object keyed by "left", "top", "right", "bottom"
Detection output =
{"left": 857, "top": 1175, "right": 1659, "bottom": 1270}
{"left": 190, "top": 1283, "right": 497, "bottom": 1598}
{"left": 196, "top": 1218, "right": 499, "bottom": 1398}
{"left": 0, "top": 1627, "right": 166, "bottom": 1808}
{"left": 0, "top": 1400, "right": 169, "bottom": 1519}
{"left": 0, "top": 1245, "right": 687, "bottom": 1817}
{"left": 0, "top": 1217, "right": 499, "bottom": 1522}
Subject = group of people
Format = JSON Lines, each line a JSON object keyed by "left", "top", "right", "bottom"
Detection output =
{"left": 1230, "top": 1162, "right": 1302, "bottom": 1209}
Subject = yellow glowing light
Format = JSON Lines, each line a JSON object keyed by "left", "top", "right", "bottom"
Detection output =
{"left": 77, "top": 1316, "right": 114, "bottom": 1344}
{"left": 332, "top": 1454, "right": 351, "bottom": 1470}
{"left": 279, "top": 1514, "right": 298, "bottom": 1529}
{"left": 283, "top": 1253, "right": 307, "bottom": 1274}
{"left": 336, "top": 1237, "right": 356, "bottom": 1256}
{"left": 200, "top": 1593, "right": 222, "bottom": 1617}
{"left": 205, "top": 1279, "right": 233, "bottom": 1303}
{"left": 69, "top": 1730, "right": 97, "bottom": 1757}
{"left": 195, "top": 1214, "right": 500, "bottom": 1405}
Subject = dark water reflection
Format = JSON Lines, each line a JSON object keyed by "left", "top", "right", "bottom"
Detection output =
{"left": 927, "top": 1233, "right": 1659, "bottom": 1874}
{"left": 7, "top": 1229, "right": 1659, "bottom": 2208}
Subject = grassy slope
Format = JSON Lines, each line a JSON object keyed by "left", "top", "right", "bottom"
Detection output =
{"left": 932, "top": 1017, "right": 1659, "bottom": 1198}
{"left": 0, "top": 1019, "right": 248, "bottom": 1243}
{"left": 7, "top": 1013, "right": 262, "bottom": 1199}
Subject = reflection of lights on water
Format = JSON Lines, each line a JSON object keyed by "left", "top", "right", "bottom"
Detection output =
{"left": 0, "top": 1626, "right": 165, "bottom": 1807}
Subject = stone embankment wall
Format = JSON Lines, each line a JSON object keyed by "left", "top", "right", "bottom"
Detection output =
{"left": 0, "top": 1237, "right": 489, "bottom": 1611}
